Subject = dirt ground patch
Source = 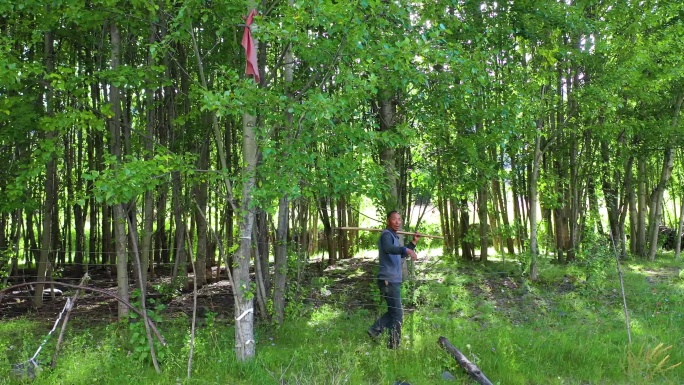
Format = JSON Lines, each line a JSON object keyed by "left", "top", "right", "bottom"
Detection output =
{"left": 5, "top": 256, "right": 671, "bottom": 329}
{"left": 0, "top": 266, "right": 235, "bottom": 326}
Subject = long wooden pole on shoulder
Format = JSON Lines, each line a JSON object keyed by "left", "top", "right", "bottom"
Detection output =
{"left": 334, "top": 226, "right": 444, "bottom": 239}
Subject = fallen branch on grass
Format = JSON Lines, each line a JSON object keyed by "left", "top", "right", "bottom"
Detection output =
{"left": 51, "top": 273, "right": 90, "bottom": 368}
{"left": 10, "top": 295, "right": 71, "bottom": 380}
{"left": 437, "top": 336, "right": 493, "bottom": 385}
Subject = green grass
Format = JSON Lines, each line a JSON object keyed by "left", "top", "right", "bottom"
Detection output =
{"left": 2, "top": 254, "right": 684, "bottom": 384}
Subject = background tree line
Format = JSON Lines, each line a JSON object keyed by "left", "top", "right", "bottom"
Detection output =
{"left": 1, "top": 0, "right": 683, "bottom": 361}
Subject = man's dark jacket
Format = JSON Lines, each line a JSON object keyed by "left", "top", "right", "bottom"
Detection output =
{"left": 377, "top": 229, "right": 416, "bottom": 283}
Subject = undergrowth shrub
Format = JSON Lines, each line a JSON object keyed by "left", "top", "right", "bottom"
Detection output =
{"left": 152, "top": 277, "right": 184, "bottom": 302}
{"left": 0, "top": 332, "right": 12, "bottom": 380}
{"left": 128, "top": 290, "right": 168, "bottom": 364}
{"left": 285, "top": 281, "right": 312, "bottom": 319}
{"left": 356, "top": 231, "right": 377, "bottom": 251}
{"left": 574, "top": 233, "right": 614, "bottom": 292}
{"left": 516, "top": 249, "right": 531, "bottom": 276}
{"left": 0, "top": 248, "right": 10, "bottom": 287}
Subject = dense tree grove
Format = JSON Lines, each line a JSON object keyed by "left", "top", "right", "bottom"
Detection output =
{"left": 1, "top": 0, "right": 683, "bottom": 360}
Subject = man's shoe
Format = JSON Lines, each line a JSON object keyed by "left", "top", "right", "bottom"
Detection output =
{"left": 366, "top": 327, "right": 381, "bottom": 340}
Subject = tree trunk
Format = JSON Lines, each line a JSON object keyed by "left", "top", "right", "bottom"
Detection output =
{"left": 567, "top": 134, "right": 579, "bottom": 263}
{"left": 477, "top": 183, "right": 488, "bottom": 262}
{"left": 63, "top": 131, "right": 73, "bottom": 267}
{"left": 273, "top": 4, "right": 294, "bottom": 322}
{"left": 460, "top": 198, "right": 472, "bottom": 261}
{"left": 8, "top": 210, "right": 21, "bottom": 281}
{"left": 274, "top": 196, "right": 289, "bottom": 324}
{"left": 438, "top": 194, "right": 453, "bottom": 255}
{"left": 529, "top": 117, "right": 543, "bottom": 281}
{"left": 347, "top": 197, "right": 359, "bottom": 255}
{"left": 300, "top": 199, "right": 311, "bottom": 256}
{"left": 26, "top": 210, "right": 39, "bottom": 268}
{"left": 140, "top": 22, "right": 158, "bottom": 286}
{"left": 87, "top": 125, "right": 98, "bottom": 267}
{"left": 234, "top": 106, "right": 258, "bottom": 361}
{"left": 255, "top": 209, "right": 270, "bottom": 296}
{"left": 628, "top": 175, "right": 638, "bottom": 255}
{"left": 109, "top": 22, "right": 129, "bottom": 320}
{"left": 337, "top": 198, "right": 349, "bottom": 259}
{"left": 553, "top": 208, "right": 564, "bottom": 263}
{"left": 9, "top": 215, "right": 18, "bottom": 277}
{"left": 600, "top": 139, "right": 620, "bottom": 248}
{"left": 636, "top": 156, "right": 647, "bottom": 257}
{"left": 399, "top": 147, "right": 411, "bottom": 223}
{"left": 233, "top": 5, "right": 260, "bottom": 358}
{"left": 113, "top": 203, "right": 129, "bottom": 319}
{"left": 223, "top": 120, "right": 236, "bottom": 269}
{"left": 587, "top": 175, "right": 604, "bottom": 235}
{"left": 647, "top": 93, "right": 683, "bottom": 260}
{"left": 73, "top": 122, "right": 86, "bottom": 277}
{"left": 376, "top": 89, "right": 400, "bottom": 214}
{"left": 156, "top": 189, "right": 169, "bottom": 268}
{"left": 0, "top": 214, "right": 7, "bottom": 284}
{"left": 618, "top": 155, "right": 635, "bottom": 258}
{"left": 193, "top": 132, "right": 210, "bottom": 288}
{"left": 493, "top": 175, "right": 514, "bottom": 256}
{"left": 34, "top": 23, "right": 57, "bottom": 308}
{"left": 318, "top": 198, "right": 336, "bottom": 266}
{"left": 675, "top": 189, "right": 684, "bottom": 260}
{"left": 171, "top": 171, "right": 187, "bottom": 282}
{"left": 253, "top": 224, "right": 268, "bottom": 318}
{"left": 450, "top": 198, "right": 460, "bottom": 258}
{"left": 510, "top": 148, "right": 526, "bottom": 252}
{"left": 647, "top": 148, "right": 674, "bottom": 260}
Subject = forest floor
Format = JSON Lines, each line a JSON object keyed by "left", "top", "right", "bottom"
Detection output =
{"left": 3, "top": 251, "right": 678, "bottom": 327}
{"left": 0, "top": 252, "right": 560, "bottom": 326}
{"left": 0, "top": 264, "right": 237, "bottom": 325}
{"left": 2, "top": 249, "right": 684, "bottom": 384}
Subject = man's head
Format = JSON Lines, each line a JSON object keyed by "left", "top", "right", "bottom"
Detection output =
{"left": 386, "top": 211, "right": 401, "bottom": 231}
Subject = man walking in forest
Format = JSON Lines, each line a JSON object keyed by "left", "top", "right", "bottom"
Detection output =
{"left": 367, "top": 211, "right": 420, "bottom": 349}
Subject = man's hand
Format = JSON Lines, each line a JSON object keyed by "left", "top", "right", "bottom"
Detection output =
{"left": 412, "top": 233, "right": 421, "bottom": 244}
{"left": 407, "top": 248, "right": 418, "bottom": 261}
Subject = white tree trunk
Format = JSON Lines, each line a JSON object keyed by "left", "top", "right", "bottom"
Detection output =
{"left": 234, "top": 111, "right": 257, "bottom": 361}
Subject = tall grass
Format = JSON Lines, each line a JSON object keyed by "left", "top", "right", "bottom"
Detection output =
{"left": 1, "top": 254, "right": 683, "bottom": 384}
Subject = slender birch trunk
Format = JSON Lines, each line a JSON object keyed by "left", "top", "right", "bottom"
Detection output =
{"left": 233, "top": 4, "right": 259, "bottom": 360}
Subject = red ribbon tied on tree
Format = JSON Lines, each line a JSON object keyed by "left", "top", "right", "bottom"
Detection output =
{"left": 241, "top": 9, "right": 260, "bottom": 84}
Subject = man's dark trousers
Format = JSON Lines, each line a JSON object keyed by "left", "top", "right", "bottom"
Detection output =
{"left": 370, "top": 280, "right": 403, "bottom": 349}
